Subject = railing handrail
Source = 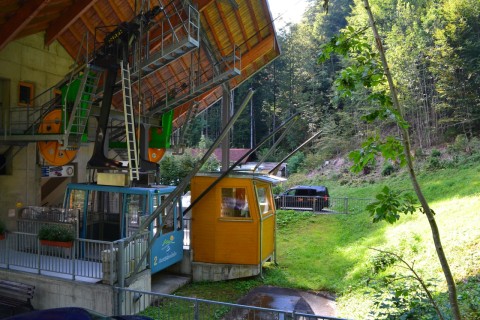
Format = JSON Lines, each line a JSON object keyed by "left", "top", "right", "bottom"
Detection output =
{"left": 116, "top": 287, "right": 351, "bottom": 320}
{"left": 0, "top": 229, "right": 150, "bottom": 285}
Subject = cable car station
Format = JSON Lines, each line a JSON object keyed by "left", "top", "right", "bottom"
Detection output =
{"left": 0, "top": 0, "right": 283, "bottom": 315}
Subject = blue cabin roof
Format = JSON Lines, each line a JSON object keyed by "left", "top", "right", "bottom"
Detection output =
{"left": 65, "top": 183, "right": 176, "bottom": 195}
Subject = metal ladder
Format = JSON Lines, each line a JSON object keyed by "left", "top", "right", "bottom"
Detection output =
{"left": 121, "top": 61, "right": 140, "bottom": 182}
{"left": 63, "top": 64, "right": 102, "bottom": 148}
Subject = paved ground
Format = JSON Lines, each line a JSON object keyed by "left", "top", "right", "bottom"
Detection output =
{"left": 150, "top": 275, "right": 338, "bottom": 317}
{"left": 150, "top": 272, "right": 191, "bottom": 294}
{"left": 234, "top": 286, "right": 337, "bottom": 317}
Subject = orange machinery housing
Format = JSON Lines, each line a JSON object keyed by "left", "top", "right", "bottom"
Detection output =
{"left": 190, "top": 172, "right": 281, "bottom": 281}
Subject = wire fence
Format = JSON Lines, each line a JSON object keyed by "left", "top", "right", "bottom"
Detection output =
{"left": 275, "top": 196, "right": 374, "bottom": 214}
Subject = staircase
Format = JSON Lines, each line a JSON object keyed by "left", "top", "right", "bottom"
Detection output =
{"left": 121, "top": 61, "right": 140, "bottom": 182}
{"left": 62, "top": 64, "right": 103, "bottom": 149}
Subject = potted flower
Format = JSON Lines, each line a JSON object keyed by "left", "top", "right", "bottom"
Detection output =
{"left": 38, "top": 224, "right": 75, "bottom": 248}
{"left": 0, "top": 219, "right": 6, "bottom": 240}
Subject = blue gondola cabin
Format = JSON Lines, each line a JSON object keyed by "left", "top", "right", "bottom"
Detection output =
{"left": 63, "top": 183, "right": 183, "bottom": 274}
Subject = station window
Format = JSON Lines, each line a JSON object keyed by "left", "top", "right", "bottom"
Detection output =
{"left": 18, "top": 81, "right": 34, "bottom": 106}
{"left": 221, "top": 187, "right": 250, "bottom": 218}
{"left": 256, "top": 186, "right": 272, "bottom": 215}
{"left": 126, "top": 194, "right": 144, "bottom": 228}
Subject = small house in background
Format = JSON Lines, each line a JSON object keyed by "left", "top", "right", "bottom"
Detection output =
{"left": 190, "top": 172, "right": 284, "bottom": 281}
{"left": 237, "top": 162, "right": 288, "bottom": 177}
{"left": 190, "top": 148, "right": 257, "bottom": 166}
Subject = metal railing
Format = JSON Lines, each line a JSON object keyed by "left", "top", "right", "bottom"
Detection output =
{"left": 275, "top": 196, "right": 374, "bottom": 214}
{"left": 116, "top": 287, "right": 349, "bottom": 320}
{"left": 183, "top": 218, "right": 191, "bottom": 249}
{"left": 0, "top": 231, "right": 149, "bottom": 285}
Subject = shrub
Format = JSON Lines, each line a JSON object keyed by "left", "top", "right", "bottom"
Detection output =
{"left": 382, "top": 163, "right": 396, "bottom": 176}
{"left": 430, "top": 149, "right": 441, "bottom": 158}
{"left": 370, "top": 251, "right": 397, "bottom": 274}
{"left": 302, "top": 153, "right": 326, "bottom": 172}
{"left": 427, "top": 149, "right": 444, "bottom": 170}
{"left": 38, "top": 224, "right": 75, "bottom": 242}
{"left": 287, "top": 152, "right": 305, "bottom": 174}
{"left": 369, "top": 276, "right": 440, "bottom": 319}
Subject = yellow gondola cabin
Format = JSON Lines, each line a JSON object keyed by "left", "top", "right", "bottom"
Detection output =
{"left": 190, "top": 172, "right": 282, "bottom": 281}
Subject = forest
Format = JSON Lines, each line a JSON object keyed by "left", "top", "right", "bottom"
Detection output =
{"left": 180, "top": 0, "right": 479, "bottom": 171}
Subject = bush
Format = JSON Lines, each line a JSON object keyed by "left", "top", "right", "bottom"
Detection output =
{"left": 382, "top": 163, "right": 396, "bottom": 176}
{"left": 302, "top": 153, "right": 326, "bottom": 172}
{"left": 370, "top": 251, "right": 397, "bottom": 274}
{"left": 38, "top": 224, "right": 75, "bottom": 242}
{"left": 369, "top": 276, "right": 440, "bottom": 319}
{"left": 448, "top": 134, "right": 468, "bottom": 155}
{"left": 430, "top": 149, "right": 441, "bottom": 158}
{"left": 427, "top": 149, "right": 444, "bottom": 170}
{"left": 287, "top": 152, "right": 305, "bottom": 174}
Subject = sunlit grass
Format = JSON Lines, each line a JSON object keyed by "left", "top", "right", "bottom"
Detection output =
{"left": 174, "top": 163, "right": 480, "bottom": 319}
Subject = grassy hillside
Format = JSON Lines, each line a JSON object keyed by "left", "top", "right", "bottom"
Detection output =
{"left": 176, "top": 162, "right": 480, "bottom": 319}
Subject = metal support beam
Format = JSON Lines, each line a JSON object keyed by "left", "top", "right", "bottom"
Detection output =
{"left": 221, "top": 84, "right": 231, "bottom": 172}
{"left": 128, "top": 88, "right": 254, "bottom": 282}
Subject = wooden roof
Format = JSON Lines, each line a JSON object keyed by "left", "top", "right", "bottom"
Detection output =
{"left": 0, "top": 0, "right": 280, "bottom": 131}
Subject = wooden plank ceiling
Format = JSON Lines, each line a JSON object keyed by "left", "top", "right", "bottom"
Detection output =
{"left": 0, "top": 0, "right": 280, "bottom": 131}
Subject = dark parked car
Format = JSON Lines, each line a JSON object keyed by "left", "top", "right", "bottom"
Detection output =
{"left": 275, "top": 185, "right": 330, "bottom": 211}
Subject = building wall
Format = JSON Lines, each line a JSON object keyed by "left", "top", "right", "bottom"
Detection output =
{"left": 0, "top": 144, "right": 40, "bottom": 232}
{"left": 0, "top": 269, "right": 152, "bottom": 316}
{"left": 0, "top": 32, "right": 73, "bottom": 109}
{"left": 0, "top": 33, "right": 93, "bottom": 229}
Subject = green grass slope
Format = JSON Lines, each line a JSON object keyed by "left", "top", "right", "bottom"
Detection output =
{"left": 176, "top": 163, "right": 480, "bottom": 319}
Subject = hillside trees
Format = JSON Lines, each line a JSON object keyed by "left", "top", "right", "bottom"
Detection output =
{"left": 429, "top": 0, "right": 480, "bottom": 140}
{"left": 319, "top": 0, "right": 465, "bottom": 317}
{"left": 183, "top": 0, "right": 479, "bottom": 163}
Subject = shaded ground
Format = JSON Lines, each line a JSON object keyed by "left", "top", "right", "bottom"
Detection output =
{"left": 229, "top": 286, "right": 337, "bottom": 318}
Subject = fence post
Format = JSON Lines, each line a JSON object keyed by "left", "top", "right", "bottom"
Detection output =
{"left": 72, "top": 241, "right": 76, "bottom": 280}
{"left": 115, "top": 287, "right": 124, "bottom": 316}
{"left": 37, "top": 239, "right": 41, "bottom": 274}
{"left": 118, "top": 239, "right": 126, "bottom": 287}
{"left": 110, "top": 242, "right": 115, "bottom": 285}
{"left": 5, "top": 236, "right": 10, "bottom": 269}
{"left": 194, "top": 299, "right": 199, "bottom": 320}
{"left": 344, "top": 197, "right": 348, "bottom": 214}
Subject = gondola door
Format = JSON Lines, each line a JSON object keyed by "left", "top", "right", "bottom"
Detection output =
{"left": 149, "top": 193, "right": 184, "bottom": 274}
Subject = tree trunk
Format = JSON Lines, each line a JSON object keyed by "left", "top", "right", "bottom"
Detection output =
{"left": 362, "top": 1, "right": 462, "bottom": 319}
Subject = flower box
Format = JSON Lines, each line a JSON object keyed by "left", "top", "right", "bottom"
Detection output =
{"left": 40, "top": 239, "right": 73, "bottom": 248}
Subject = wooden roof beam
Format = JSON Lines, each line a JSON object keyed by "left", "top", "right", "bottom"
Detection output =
{"left": 233, "top": 3, "right": 251, "bottom": 50}
{"left": 196, "top": 0, "right": 215, "bottom": 11}
{"left": 0, "top": 0, "right": 51, "bottom": 51}
{"left": 215, "top": 1, "right": 235, "bottom": 47}
{"left": 202, "top": 10, "right": 224, "bottom": 56}
{"left": 44, "top": 0, "right": 97, "bottom": 46}
{"left": 196, "top": 0, "right": 238, "bottom": 11}
{"left": 245, "top": 0, "right": 262, "bottom": 43}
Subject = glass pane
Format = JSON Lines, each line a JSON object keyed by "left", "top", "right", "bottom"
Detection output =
{"left": 126, "top": 194, "right": 145, "bottom": 235}
{"left": 256, "top": 186, "right": 271, "bottom": 214}
{"left": 221, "top": 188, "right": 250, "bottom": 218}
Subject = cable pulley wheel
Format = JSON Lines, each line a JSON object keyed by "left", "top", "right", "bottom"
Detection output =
{"left": 37, "top": 109, "right": 78, "bottom": 166}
